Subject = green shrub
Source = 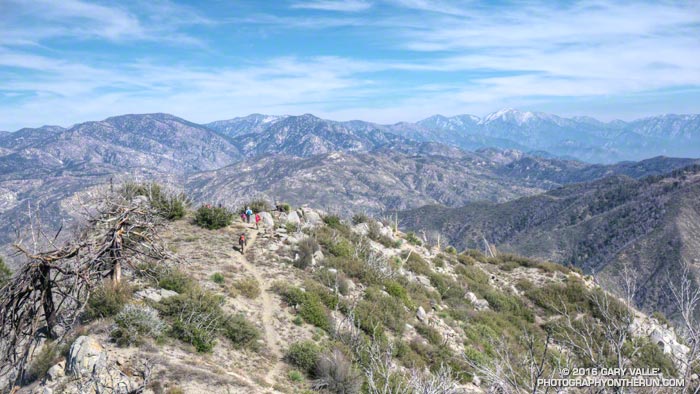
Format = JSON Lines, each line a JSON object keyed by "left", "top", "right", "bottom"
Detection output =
{"left": 85, "top": 282, "right": 132, "bottom": 320}
{"left": 285, "top": 222, "right": 298, "bottom": 233}
{"left": 416, "top": 323, "right": 443, "bottom": 346}
{"left": 279, "top": 285, "right": 308, "bottom": 307}
{"left": 404, "top": 252, "right": 431, "bottom": 276}
{"left": 241, "top": 199, "right": 271, "bottom": 214}
{"left": 328, "top": 239, "right": 354, "bottom": 258}
{"left": 111, "top": 304, "right": 166, "bottom": 347}
{"left": 288, "top": 370, "right": 303, "bottom": 382}
{"left": 351, "top": 213, "right": 369, "bottom": 224}
{"left": 286, "top": 341, "right": 320, "bottom": 375}
{"left": 299, "top": 293, "right": 331, "bottom": 331}
{"left": 384, "top": 280, "right": 413, "bottom": 308}
{"left": 314, "top": 349, "right": 362, "bottom": 394}
{"left": 304, "top": 280, "right": 339, "bottom": 310}
{"left": 121, "top": 182, "right": 188, "bottom": 220}
{"left": 194, "top": 205, "right": 233, "bottom": 230}
{"left": 367, "top": 221, "right": 396, "bottom": 248}
{"left": 395, "top": 339, "right": 427, "bottom": 370}
{"left": 323, "top": 215, "right": 343, "bottom": 229}
{"left": 277, "top": 284, "right": 331, "bottom": 331}
{"left": 355, "top": 287, "right": 408, "bottom": 335}
{"left": 445, "top": 246, "right": 457, "bottom": 255}
{"left": 0, "top": 257, "right": 11, "bottom": 288}
{"left": 632, "top": 338, "right": 677, "bottom": 376}
{"left": 324, "top": 256, "right": 380, "bottom": 285}
{"left": 158, "top": 268, "right": 196, "bottom": 294}
{"left": 278, "top": 203, "right": 291, "bottom": 213}
{"left": 223, "top": 314, "right": 260, "bottom": 349}
{"left": 525, "top": 279, "right": 590, "bottom": 314}
{"left": 314, "top": 268, "right": 350, "bottom": 296}
{"left": 210, "top": 272, "right": 225, "bottom": 285}
{"left": 295, "top": 237, "right": 320, "bottom": 269}
{"left": 405, "top": 232, "right": 422, "bottom": 246}
{"left": 233, "top": 278, "right": 261, "bottom": 299}
{"left": 651, "top": 311, "right": 670, "bottom": 326}
{"left": 158, "top": 289, "right": 225, "bottom": 353}
{"left": 515, "top": 278, "right": 535, "bottom": 292}
{"left": 25, "top": 341, "right": 63, "bottom": 383}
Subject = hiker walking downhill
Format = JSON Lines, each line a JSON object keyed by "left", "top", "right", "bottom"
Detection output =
{"left": 245, "top": 207, "right": 253, "bottom": 223}
{"left": 240, "top": 212, "right": 247, "bottom": 223}
{"left": 255, "top": 213, "right": 261, "bottom": 230}
{"left": 238, "top": 232, "right": 247, "bottom": 254}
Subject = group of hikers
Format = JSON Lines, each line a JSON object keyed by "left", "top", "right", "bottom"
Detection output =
{"left": 238, "top": 206, "right": 261, "bottom": 254}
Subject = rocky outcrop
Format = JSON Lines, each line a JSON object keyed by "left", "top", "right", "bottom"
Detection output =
{"left": 134, "top": 287, "right": 178, "bottom": 302}
{"left": 66, "top": 336, "right": 106, "bottom": 377}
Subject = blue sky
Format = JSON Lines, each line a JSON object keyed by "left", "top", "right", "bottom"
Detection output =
{"left": 0, "top": 0, "right": 699, "bottom": 130}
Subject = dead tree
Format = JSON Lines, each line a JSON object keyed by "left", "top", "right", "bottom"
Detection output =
{"left": 465, "top": 329, "right": 565, "bottom": 394}
{"left": 0, "top": 189, "right": 176, "bottom": 385}
{"left": 668, "top": 264, "right": 700, "bottom": 394}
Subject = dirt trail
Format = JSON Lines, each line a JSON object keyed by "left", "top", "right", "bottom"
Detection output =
{"left": 231, "top": 225, "right": 284, "bottom": 388}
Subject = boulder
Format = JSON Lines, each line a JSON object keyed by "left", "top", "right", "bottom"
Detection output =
{"left": 379, "top": 226, "right": 394, "bottom": 239}
{"left": 353, "top": 222, "right": 370, "bottom": 236}
{"left": 287, "top": 211, "right": 301, "bottom": 225}
{"left": 465, "top": 292, "right": 479, "bottom": 305}
{"left": 135, "top": 288, "right": 178, "bottom": 302}
{"left": 46, "top": 361, "right": 65, "bottom": 382}
{"left": 66, "top": 336, "right": 106, "bottom": 377}
{"left": 312, "top": 250, "right": 325, "bottom": 265}
{"left": 416, "top": 306, "right": 427, "bottom": 322}
{"left": 474, "top": 299, "right": 489, "bottom": 311}
{"left": 302, "top": 208, "right": 323, "bottom": 227}
{"left": 259, "top": 211, "right": 275, "bottom": 228}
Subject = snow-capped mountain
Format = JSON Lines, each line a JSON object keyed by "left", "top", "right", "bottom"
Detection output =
{"left": 382, "top": 109, "right": 700, "bottom": 163}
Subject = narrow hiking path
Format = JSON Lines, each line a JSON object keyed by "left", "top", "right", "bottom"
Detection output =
{"left": 228, "top": 225, "right": 284, "bottom": 389}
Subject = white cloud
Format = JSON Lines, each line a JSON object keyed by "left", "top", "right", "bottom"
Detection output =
{"left": 0, "top": 0, "right": 210, "bottom": 46}
{"left": 0, "top": 0, "right": 699, "bottom": 129}
{"left": 290, "top": 0, "right": 372, "bottom": 12}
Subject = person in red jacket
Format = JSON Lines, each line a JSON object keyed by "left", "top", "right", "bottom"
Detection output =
{"left": 255, "top": 213, "right": 261, "bottom": 230}
{"left": 238, "top": 233, "right": 247, "bottom": 254}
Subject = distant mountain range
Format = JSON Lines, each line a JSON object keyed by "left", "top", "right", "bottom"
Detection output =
{"left": 0, "top": 110, "right": 699, "bottom": 323}
{"left": 206, "top": 109, "right": 700, "bottom": 163}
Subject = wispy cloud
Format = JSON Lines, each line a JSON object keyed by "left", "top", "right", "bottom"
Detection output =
{"left": 0, "top": 0, "right": 699, "bottom": 129}
{"left": 0, "top": 0, "right": 210, "bottom": 46}
{"left": 290, "top": 1, "right": 372, "bottom": 12}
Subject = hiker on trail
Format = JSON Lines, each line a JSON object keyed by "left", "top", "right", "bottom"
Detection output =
{"left": 238, "top": 233, "right": 247, "bottom": 254}
{"left": 240, "top": 212, "right": 247, "bottom": 223}
{"left": 255, "top": 213, "right": 261, "bottom": 230}
{"left": 245, "top": 207, "right": 253, "bottom": 223}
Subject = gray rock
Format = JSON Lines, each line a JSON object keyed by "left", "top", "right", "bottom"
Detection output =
{"left": 353, "top": 222, "right": 370, "bottom": 235}
{"left": 259, "top": 211, "right": 274, "bottom": 227}
{"left": 66, "top": 336, "right": 106, "bottom": 377}
{"left": 346, "top": 279, "right": 356, "bottom": 292}
{"left": 46, "top": 361, "right": 65, "bottom": 382}
{"left": 472, "top": 375, "right": 481, "bottom": 387}
{"left": 287, "top": 211, "right": 301, "bottom": 225}
{"left": 416, "top": 306, "right": 427, "bottom": 322}
{"left": 302, "top": 208, "right": 323, "bottom": 226}
{"left": 135, "top": 288, "right": 178, "bottom": 302}
{"left": 474, "top": 299, "right": 489, "bottom": 311}
{"left": 312, "top": 250, "right": 325, "bottom": 265}
{"left": 379, "top": 226, "right": 394, "bottom": 239}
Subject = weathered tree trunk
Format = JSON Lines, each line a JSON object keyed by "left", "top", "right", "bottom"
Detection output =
{"left": 39, "top": 263, "right": 56, "bottom": 339}
{"left": 110, "top": 230, "right": 123, "bottom": 285}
